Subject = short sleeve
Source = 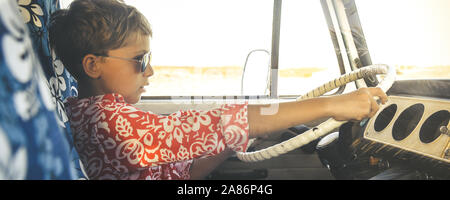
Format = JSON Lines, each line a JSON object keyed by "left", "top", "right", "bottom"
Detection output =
{"left": 219, "top": 103, "right": 249, "bottom": 152}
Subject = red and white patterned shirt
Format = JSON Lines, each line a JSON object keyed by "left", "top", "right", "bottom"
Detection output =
{"left": 65, "top": 93, "right": 249, "bottom": 180}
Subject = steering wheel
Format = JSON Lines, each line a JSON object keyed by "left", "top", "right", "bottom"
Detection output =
{"left": 236, "top": 64, "right": 397, "bottom": 162}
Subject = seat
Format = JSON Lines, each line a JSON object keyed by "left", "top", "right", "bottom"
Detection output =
{"left": 0, "top": 0, "right": 84, "bottom": 179}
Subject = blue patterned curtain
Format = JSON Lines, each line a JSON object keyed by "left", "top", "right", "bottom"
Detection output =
{"left": 18, "top": 0, "right": 85, "bottom": 179}
{"left": 0, "top": 0, "right": 83, "bottom": 179}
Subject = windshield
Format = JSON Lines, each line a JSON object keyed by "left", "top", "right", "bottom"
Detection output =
{"left": 60, "top": 0, "right": 450, "bottom": 99}
{"left": 357, "top": 0, "right": 450, "bottom": 80}
{"left": 123, "top": 0, "right": 341, "bottom": 97}
{"left": 125, "top": 0, "right": 274, "bottom": 97}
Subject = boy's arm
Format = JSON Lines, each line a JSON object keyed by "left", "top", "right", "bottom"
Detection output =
{"left": 188, "top": 87, "right": 387, "bottom": 179}
{"left": 247, "top": 87, "right": 388, "bottom": 138}
{"left": 188, "top": 97, "right": 333, "bottom": 179}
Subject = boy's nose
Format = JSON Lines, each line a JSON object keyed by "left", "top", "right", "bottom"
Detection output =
{"left": 144, "top": 63, "right": 154, "bottom": 77}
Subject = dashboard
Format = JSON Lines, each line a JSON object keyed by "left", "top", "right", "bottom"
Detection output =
{"left": 317, "top": 79, "right": 450, "bottom": 179}
{"left": 365, "top": 95, "right": 449, "bottom": 164}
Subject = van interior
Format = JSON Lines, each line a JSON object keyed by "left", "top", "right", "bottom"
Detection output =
{"left": 0, "top": 0, "right": 448, "bottom": 180}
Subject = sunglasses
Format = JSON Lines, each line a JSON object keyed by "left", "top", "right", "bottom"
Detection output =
{"left": 96, "top": 51, "right": 151, "bottom": 72}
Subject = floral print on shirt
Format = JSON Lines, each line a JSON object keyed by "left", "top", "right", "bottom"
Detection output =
{"left": 65, "top": 93, "right": 249, "bottom": 180}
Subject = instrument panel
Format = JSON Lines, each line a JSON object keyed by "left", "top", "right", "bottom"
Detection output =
{"left": 364, "top": 95, "right": 449, "bottom": 163}
{"left": 315, "top": 80, "right": 450, "bottom": 179}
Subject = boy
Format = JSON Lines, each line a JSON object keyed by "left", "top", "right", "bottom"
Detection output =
{"left": 50, "top": 0, "right": 387, "bottom": 180}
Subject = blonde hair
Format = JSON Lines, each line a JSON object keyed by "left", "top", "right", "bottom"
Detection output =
{"left": 49, "top": 0, "right": 152, "bottom": 81}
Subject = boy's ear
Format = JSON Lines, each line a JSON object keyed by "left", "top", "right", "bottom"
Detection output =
{"left": 82, "top": 54, "right": 102, "bottom": 79}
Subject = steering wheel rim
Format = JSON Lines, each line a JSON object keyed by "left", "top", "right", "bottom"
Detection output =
{"left": 236, "top": 64, "right": 396, "bottom": 162}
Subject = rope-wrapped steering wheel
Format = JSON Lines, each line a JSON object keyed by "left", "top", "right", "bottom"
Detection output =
{"left": 237, "top": 64, "right": 396, "bottom": 162}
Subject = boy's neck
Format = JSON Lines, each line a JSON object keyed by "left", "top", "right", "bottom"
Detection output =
{"left": 78, "top": 89, "right": 96, "bottom": 99}
{"left": 77, "top": 81, "right": 106, "bottom": 99}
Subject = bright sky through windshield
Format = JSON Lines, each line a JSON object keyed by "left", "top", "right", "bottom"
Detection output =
{"left": 357, "top": 0, "right": 450, "bottom": 67}
{"left": 125, "top": 0, "right": 273, "bottom": 67}
{"left": 123, "top": 0, "right": 450, "bottom": 68}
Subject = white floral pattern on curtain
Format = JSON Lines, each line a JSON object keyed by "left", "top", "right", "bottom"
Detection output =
{"left": 16, "top": 0, "right": 84, "bottom": 179}
{"left": 0, "top": 0, "right": 77, "bottom": 179}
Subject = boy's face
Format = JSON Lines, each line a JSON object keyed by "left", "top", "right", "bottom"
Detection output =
{"left": 97, "top": 33, "right": 153, "bottom": 104}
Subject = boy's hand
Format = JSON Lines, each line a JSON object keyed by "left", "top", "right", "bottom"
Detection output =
{"left": 329, "top": 87, "right": 388, "bottom": 121}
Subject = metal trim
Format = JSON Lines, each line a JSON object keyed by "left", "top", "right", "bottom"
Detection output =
{"left": 270, "top": 0, "right": 282, "bottom": 98}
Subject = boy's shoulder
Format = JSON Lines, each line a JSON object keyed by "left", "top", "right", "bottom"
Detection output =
{"left": 66, "top": 93, "right": 139, "bottom": 115}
